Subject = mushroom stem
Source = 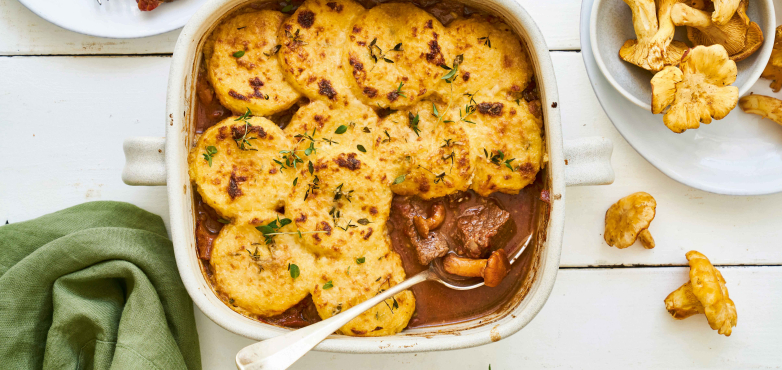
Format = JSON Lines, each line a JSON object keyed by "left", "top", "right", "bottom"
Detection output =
{"left": 413, "top": 202, "right": 445, "bottom": 237}
{"left": 624, "top": 0, "right": 660, "bottom": 41}
{"left": 638, "top": 229, "right": 655, "bottom": 249}
{"left": 442, "top": 249, "right": 511, "bottom": 288}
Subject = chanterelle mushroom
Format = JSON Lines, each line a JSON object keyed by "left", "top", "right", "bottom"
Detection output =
{"left": 650, "top": 45, "right": 739, "bottom": 133}
{"left": 620, "top": 0, "right": 689, "bottom": 72}
{"left": 664, "top": 251, "right": 737, "bottom": 336}
{"left": 761, "top": 26, "right": 782, "bottom": 92}
{"left": 604, "top": 192, "right": 656, "bottom": 249}
{"left": 711, "top": 0, "right": 740, "bottom": 26}
{"left": 739, "top": 94, "right": 782, "bottom": 126}
{"left": 671, "top": 1, "right": 763, "bottom": 62}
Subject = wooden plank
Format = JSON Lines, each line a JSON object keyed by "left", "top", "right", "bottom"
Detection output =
{"left": 0, "top": 56, "right": 171, "bottom": 230}
{"left": 0, "top": 0, "right": 580, "bottom": 55}
{"left": 196, "top": 266, "right": 781, "bottom": 369}
{"left": 1, "top": 54, "right": 781, "bottom": 266}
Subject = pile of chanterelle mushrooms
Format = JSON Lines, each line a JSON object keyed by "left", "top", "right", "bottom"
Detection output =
{"left": 619, "top": 0, "right": 781, "bottom": 133}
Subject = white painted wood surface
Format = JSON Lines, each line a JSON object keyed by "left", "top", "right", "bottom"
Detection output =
{"left": 198, "top": 267, "right": 782, "bottom": 369}
{"left": 1, "top": 0, "right": 780, "bottom": 367}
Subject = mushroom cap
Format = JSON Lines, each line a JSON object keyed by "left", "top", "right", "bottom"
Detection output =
{"left": 677, "top": 1, "right": 763, "bottom": 62}
{"left": 664, "top": 281, "right": 705, "bottom": 319}
{"left": 711, "top": 0, "right": 740, "bottom": 26}
{"left": 483, "top": 249, "right": 511, "bottom": 287}
{"left": 739, "top": 94, "right": 782, "bottom": 126}
{"left": 650, "top": 45, "right": 739, "bottom": 133}
{"left": 604, "top": 192, "right": 657, "bottom": 249}
{"left": 686, "top": 250, "right": 737, "bottom": 336}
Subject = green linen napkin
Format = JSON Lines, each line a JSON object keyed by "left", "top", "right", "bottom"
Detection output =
{"left": 0, "top": 201, "right": 201, "bottom": 370}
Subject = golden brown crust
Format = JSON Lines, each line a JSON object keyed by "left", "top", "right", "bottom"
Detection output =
{"left": 188, "top": 116, "right": 294, "bottom": 224}
{"left": 344, "top": 3, "right": 452, "bottom": 109}
{"left": 191, "top": 1, "right": 542, "bottom": 337}
{"left": 277, "top": 0, "right": 366, "bottom": 105}
{"left": 207, "top": 11, "right": 303, "bottom": 115}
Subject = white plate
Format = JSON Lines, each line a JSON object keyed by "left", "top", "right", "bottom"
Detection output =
{"left": 580, "top": 0, "right": 782, "bottom": 196}
{"left": 17, "top": 0, "right": 208, "bottom": 38}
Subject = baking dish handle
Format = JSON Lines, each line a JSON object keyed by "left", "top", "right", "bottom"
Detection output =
{"left": 563, "top": 137, "right": 614, "bottom": 186}
{"left": 122, "top": 137, "right": 167, "bottom": 186}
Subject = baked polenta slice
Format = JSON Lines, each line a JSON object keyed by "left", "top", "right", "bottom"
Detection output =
{"left": 311, "top": 243, "right": 415, "bottom": 336}
{"left": 278, "top": 0, "right": 366, "bottom": 105}
{"left": 381, "top": 101, "right": 474, "bottom": 199}
{"left": 440, "top": 17, "right": 533, "bottom": 101}
{"left": 211, "top": 224, "right": 317, "bottom": 317}
{"left": 462, "top": 95, "right": 544, "bottom": 196}
{"left": 286, "top": 151, "right": 392, "bottom": 257}
{"left": 188, "top": 116, "right": 293, "bottom": 224}
{"left": 285, "top": 99, "right": 379, "bottom": 153}
{"left": 345, "top": 3, "right": 454, "bottom": 109}
{"left": 207, "top": 11, "right": 302, "bottom": 115}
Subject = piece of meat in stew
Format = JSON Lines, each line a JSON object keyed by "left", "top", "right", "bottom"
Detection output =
{"left": 454, "top": 198, "right": 511, "bottom": 258}
{"left": 392, "top": 198, "right": 450, "bottom": 265}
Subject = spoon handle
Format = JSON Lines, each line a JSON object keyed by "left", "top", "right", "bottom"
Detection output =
{"left": 235, "top": 270, "right": 430, "bottom": 370}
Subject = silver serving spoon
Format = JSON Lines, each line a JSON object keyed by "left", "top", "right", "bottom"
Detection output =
{"left": 235, "top": 234, "right": 533, "bottom": 370}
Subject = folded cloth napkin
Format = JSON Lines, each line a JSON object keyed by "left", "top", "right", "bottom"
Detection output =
{"left": 0, "top": 201, "right": 201, "bottom": 370}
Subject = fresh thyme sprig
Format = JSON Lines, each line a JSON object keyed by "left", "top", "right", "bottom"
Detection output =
{"left": 483, "top": 149, "right": 517, "bottom": 171}
{"left": 304, "top": 175, "right": 320, "bottom": 200}
{"left": 280, "top": 0, "right": 297, "bottom": 13}
{"left": 202, "top": 146, "right": 218, "bottom": 167}
{"left": 440, "top": 54, "right": 464, "bottom": 83}
{"left": 407, "top": 112, "right": 421, "bottom": 137}
{"left": 255, "top": 216, "right": 327, "bottom": 245}
{"left": 368, "top": 39, "right": 402, "bottom": 70}
{"left": 285, "top": 29, "right": 307, "bottom": 45}
{"left": 333, "top": 183, "right": 353, "bottom": 203}
{"left": 396, "top": 82, "right": 407, "bottom": 98}
{"left": 329, "top": 207, "right": 358, "bottom": 231}
{"left": 264, "top": 45, "right": 281, "bottom": 57}
{"left": 478, "top": 36, "right": 492, "bottom": 48}
{"left": 418, "top": 165, "right": 446, "bottom": 184}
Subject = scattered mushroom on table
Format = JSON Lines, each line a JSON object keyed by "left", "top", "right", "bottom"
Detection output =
{"left": 664, "top": 251, "right": 738, "bottom": 337}
{"left": 604, "top": 191, "right": 657, "bottom": 249}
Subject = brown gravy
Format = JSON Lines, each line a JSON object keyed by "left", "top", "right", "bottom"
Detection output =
{"left": 192, "top": 0, "right": 548, "bottom": 330}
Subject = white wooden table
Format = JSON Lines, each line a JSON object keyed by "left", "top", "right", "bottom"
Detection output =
{"left": 2, "top": 0, "right": 781, "bottom": 368}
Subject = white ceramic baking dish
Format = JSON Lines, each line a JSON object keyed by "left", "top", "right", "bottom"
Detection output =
{"left": 122, "top": 0, "right": 615, "bottom": 353}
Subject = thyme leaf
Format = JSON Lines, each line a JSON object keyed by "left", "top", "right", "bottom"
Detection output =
{"left": 202, "top": 146, "right": 218, "bottom": 167}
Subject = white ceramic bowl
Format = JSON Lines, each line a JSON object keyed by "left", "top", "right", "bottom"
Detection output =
{"left": 590, "top": 0, "right": 776, "bottom": 111}
{"left": 17, "top": 0, "right": 209, "bottom": 39}
{"left": 122, "top": 0, "right": 615, "bottom": 353}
